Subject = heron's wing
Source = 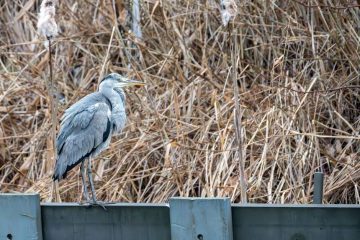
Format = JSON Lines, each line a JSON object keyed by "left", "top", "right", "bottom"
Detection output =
{"left": 54, "top": 94, "right": 112, "bottom": 180}
{"left": 56, "top": 93, "right": 108, "bottom": 151}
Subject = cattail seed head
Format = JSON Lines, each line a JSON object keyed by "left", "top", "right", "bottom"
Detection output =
{"left": 37, "top": 0, "right": 58, "bottom": 39}
{"left": 220, "top": 0, "right": 238, "bottom": 26}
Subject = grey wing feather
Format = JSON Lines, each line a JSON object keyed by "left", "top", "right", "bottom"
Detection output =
{"left": 56, "top": 93, "right": 106, "bottom": 151}
{"left": 54, "top": 93, "right": 112, "bottom": 180}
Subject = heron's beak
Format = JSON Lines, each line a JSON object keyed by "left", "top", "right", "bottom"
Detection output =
{"left": 122, "top": 79, "right": 145, "bottom": 87}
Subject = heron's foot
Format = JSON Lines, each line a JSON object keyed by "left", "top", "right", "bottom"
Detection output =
{"left": 78, "top": 200, "right": 93, "bottom": 207}
{"left": 87, "top": 200, "right": 107, "bottom": 211}
{"left": 79, "top": 200, "right": 115, "bottom": 210}
{"left": 78, "top": 200, "right": 107, "bottom": 210}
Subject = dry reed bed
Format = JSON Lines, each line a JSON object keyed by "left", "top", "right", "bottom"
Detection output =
{"left": 0, "top": 0, "right": 359, "bottom": 203}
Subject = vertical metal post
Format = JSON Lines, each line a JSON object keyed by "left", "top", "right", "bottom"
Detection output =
{"left": 170, "top": 197, "right": 233, "bottom": 240}
{"left": 0, "top": 193, "right": 43, "bottom": 240}
{"left": 313, "top": 172, "right": 324, "bottom": 204}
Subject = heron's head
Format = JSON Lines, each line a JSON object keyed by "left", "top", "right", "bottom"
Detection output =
{"left": 99, "top": 73, "right": 145, "bottom": 91}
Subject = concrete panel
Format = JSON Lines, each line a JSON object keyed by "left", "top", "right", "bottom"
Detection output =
{"left": 170, "top": 197, "right": 233, "bottom": 240}
{"left": 0, "top": 193, "right": 43, "bottom": 240}
{"left": 41, "top": 203, "right": 170, "bottom": 240}
{"left": 232, "top": 204, "right": 360, "bottom": 240}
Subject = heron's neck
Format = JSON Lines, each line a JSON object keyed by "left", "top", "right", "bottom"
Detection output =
{"left": 100, "top": 87, "right": 126, "bottom": 132}
{"left": 99, "top": 87, "right": 125, "bottom": 107}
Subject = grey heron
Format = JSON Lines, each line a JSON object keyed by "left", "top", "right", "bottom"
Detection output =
{"left": 53, "top": 73, "right": 144, "bottom": 205}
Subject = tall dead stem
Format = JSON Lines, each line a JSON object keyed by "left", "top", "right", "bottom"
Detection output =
{"left": 229, "top": 23, "right": 247, "bottom": 203}
{"left": 47, "top": 36, "right": 59, "bottom": 202}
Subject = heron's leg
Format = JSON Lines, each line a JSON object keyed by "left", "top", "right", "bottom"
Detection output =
{"left": 87, "top": 157, "right": 97, "bottom": 203}
{"left": 80, "top": 161, "right": 90, "bottom": 202}
{"left": 88, "top": 158, "right": 106, "bottom": 211}
{"left": 86, "top": 157, "right": 106, "bottom": 210}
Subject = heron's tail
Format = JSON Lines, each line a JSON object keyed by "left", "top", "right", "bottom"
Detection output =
{"left": 53, "top": 156, "right": 66, "bottom": 181}
{"left": 53, "top": 162, "right": 62, "bottom": 180}
{"left": 53, "top": 153, "right": 85, "bottom": 181}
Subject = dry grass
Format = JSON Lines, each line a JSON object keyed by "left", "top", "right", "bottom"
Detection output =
{"left": 0, "top": 0, "right": 359, "bottom": 204}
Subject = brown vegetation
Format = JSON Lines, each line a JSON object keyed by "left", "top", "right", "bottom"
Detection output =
{"left": 0, "top": 0, "right": 359, "bottom": 203}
